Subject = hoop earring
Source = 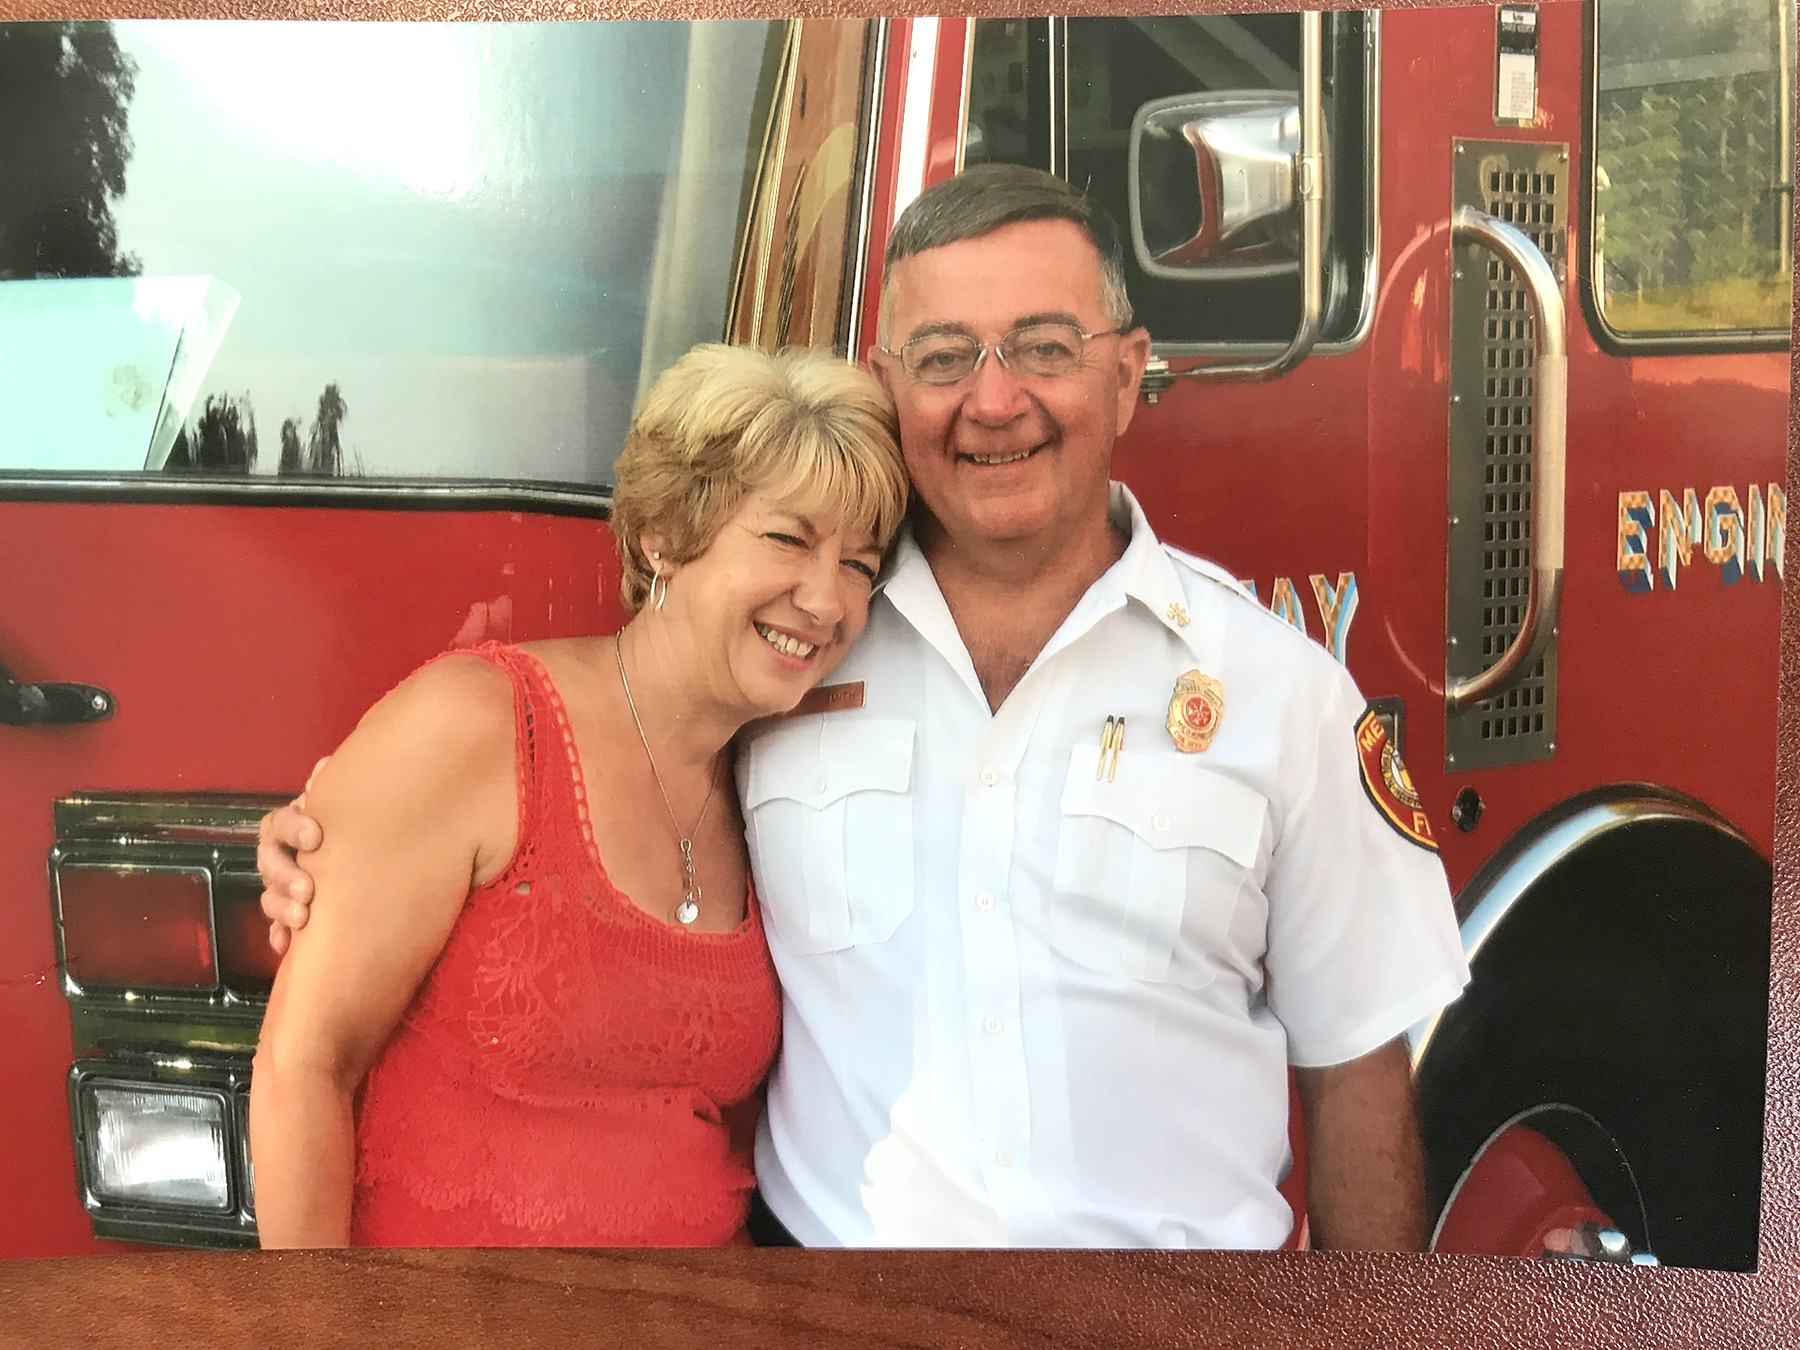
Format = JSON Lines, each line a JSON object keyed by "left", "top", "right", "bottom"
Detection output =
{"left": 643, "top": 551, "right": 666, "bottom": 613}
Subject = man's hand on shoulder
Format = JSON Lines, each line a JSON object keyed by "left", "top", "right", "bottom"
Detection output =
{"left": 258, "top": 759, "right": 328, "bottom": 955}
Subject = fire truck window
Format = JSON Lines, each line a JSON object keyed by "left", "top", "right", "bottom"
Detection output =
{"left": 1593, "top": 0, "right": 1796, "bottom": 336}
{"left": 963, "top": 14, "right": 1374, "bottom": 349}
{"left": 0, "top": 20, "right": 782, "bottom": 482}
{"left": 965, "top": 20, "right": 1047, "bottom": 173}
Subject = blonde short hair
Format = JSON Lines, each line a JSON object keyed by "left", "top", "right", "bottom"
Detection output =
{"left": 611, "top": 345, "right": 909, "bottom": 614}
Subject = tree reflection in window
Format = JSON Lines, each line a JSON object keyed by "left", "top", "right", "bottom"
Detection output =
{"left": 1594, "top": 0, "right": 1796, "bottom": 334}
{"left": 0, "top": 20, "right": 782, "bottom": 484}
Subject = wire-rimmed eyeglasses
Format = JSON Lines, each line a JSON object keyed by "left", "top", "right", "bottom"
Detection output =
{"left": 882, "top": 322, "right": 1126, "bottom": 386}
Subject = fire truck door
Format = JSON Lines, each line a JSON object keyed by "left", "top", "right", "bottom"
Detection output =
{"left": 1402, "top": 0, "right": 1790, "bottom": 1271}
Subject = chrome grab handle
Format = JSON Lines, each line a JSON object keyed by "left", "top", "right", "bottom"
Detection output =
{"left": 1444, "top": 205, "right": 1567, "bottom": 713}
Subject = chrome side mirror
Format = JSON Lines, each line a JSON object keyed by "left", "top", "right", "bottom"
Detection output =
{"left": 1128, "top": 91, "right": 1319, "bottom": 280}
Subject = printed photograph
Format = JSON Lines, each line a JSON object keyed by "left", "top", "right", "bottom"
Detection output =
{"left": 0, "top": 0, "right": 1791, "bottom": 1270}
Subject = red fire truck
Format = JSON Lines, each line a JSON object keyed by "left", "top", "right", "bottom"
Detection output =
{"left": 0, "top": 1, "right": 1791, "bottom": 1267}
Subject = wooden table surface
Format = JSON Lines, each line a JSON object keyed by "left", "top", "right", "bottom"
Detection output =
{"left": 0, "top": 0, "right": 1796, "bottom": 1343}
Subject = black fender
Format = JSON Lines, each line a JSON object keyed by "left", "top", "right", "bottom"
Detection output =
{"left": 1411, "top": 785, "right": 1770, "bottom": 1270}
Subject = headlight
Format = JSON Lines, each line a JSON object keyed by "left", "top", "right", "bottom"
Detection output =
{"left": 80, "top": 1080, "right": 232, "bottom": 1211}
{"left": 68, "top": 1058, "right": 256, "bottom": 1247}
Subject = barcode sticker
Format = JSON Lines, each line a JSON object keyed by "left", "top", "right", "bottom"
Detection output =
{"left": 1497, "top": 52, "right": 1537, "bottom": 123}
{"left": 1495, "top": 5, "right": 1539, "bottom": 125}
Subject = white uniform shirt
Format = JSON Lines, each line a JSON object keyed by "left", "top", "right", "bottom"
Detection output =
{"left": 737, "top": 484, "right": 1469, "bottom": 1248}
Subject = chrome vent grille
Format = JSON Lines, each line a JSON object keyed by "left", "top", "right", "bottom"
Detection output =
{"left": 1445, "top": 142, "right": 1567, "bottom": 770}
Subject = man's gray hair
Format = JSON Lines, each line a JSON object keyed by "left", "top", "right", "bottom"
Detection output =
{"left": 880, "top": 164, "right": 1134, "bottom": 343}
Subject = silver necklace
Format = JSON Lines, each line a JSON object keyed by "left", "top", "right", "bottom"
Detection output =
{"left": 614, "top": 637, "right": 716, "bottom": 926}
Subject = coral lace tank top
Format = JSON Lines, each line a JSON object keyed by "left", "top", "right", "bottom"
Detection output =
{"left": 350, "top": 642, "right": 781, "bottom": 1246}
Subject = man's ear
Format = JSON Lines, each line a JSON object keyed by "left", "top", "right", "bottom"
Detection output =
{"left": 866, "top": 274, "right": 901, "bottom": 398}
{"left": 1114, "top": 325, "right": 1154, "bottom": 437}
{"left": 866, "top": 344, "right": 900, "bottom": 402}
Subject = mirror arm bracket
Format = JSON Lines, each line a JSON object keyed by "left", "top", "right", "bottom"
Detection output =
{"left": 1141, "top": 9, "right": 1327, "bottom": 402}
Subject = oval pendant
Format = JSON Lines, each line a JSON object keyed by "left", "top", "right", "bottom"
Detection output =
{"left": 676, "top": 899, "right": 700, "bottom": 926}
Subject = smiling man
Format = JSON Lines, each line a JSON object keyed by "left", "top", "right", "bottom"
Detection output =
{"left": 730, "top": 164, "right": 1468, "bottom": 1249}
{"left": 262, "top": 164, "right": 1468, "bottom": 1250}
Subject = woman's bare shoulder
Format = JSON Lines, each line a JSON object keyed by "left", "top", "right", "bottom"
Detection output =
{"left": 516, "top": 635, "right": 614, "bottom": 688}
{"left": 341, "top": 653, "right": 518, "bottom": 784}
{"left": 399, "top": 650, "right": 516, "bottom": 712}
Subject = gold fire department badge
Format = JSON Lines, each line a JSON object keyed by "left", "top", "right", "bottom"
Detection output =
{"left": 1166, "top": 670, "right": 1224, "bottom": 753}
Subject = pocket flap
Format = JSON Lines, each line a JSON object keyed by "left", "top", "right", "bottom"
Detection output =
{"left": 1060, "top": 747, "right": 1266, "bottom": 867}
{"left": 743, "top": 717, "right": 915, "bottom": 810}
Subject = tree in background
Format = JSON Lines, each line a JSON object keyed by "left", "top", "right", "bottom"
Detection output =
{"left": 1594, "top": 0, "right": 1787, "bottom": 326}
{"left": 1595, "top": 89, "right": 1684, "bottom": 299}
{"left": 173, "top": 384, "right": 359, "bottom": 477}
{"left": 269, "top": 385, "right": 359, "bottom": 477}
{"left": 277, "top": 418, "right": 304, "bottom": 475}
{"left": 305, "top": 383, "right": 348, "bottom": 476}
{"left": 1680, "top": 71, "right": 1782, "bottom": 288}
{"left": 0, "top": 22, "right": 139, "bottom": 279}
{"left": 165, "top": 393, "right": 258, "bottom": 473}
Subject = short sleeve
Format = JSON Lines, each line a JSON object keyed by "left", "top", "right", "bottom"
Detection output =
{"left": 1263, "top": 667, "right": 1470, "bottom": 1067}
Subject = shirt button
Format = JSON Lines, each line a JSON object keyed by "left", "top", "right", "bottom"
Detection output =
{"left": 975, "top": 891, "right": 995, "bottom": 912}
{"left": 995, "top": 1147, "right": 1014, "bottom": 1167}
{"left": 979, "top": 766, "right": 998, "bottom": 787}
{"left": 983, "top": 1015, "right": 1003, "bottom": 1034}
{"left": 1152, "top": 811, "right": 1171, "bottom": 832}
{"left": 814, "top": 777, "right": 829, "bottom": 795}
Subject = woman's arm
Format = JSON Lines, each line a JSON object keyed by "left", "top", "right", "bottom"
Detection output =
{"left": 249, "top": 656, "right": 517, "bottom": 1247}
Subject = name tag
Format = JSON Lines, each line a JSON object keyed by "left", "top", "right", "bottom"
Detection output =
{"left": 758, "top": 681, "right": 866, "bottom": 724}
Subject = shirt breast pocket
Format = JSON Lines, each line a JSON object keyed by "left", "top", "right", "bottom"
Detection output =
{"left": 1050, "top": 748, "right": 1267, "bottom": 986}
{"left": 742, "top": 718, "right": 916, "bottom": 955}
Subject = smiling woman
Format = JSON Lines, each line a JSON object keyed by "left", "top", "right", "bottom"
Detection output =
{"left": 246, "top": 343, "right": 906, "bottom": 1248}
{"left": 610, "top": 344, "right": 908, "bottom": 615}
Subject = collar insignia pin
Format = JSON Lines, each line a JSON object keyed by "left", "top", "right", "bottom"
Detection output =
{"left": 1166, "top": 602, "right": 1190, "bottom": 628}
{"left": 1166, "top": 669, "right": 1224, "bottom": 753}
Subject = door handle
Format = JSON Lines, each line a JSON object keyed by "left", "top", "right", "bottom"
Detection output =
{"left": 0, "top": 658, "right": 115, "bottom": 726}
{"left": 1444, "top": 205, "right": 1567, "bottom": 713}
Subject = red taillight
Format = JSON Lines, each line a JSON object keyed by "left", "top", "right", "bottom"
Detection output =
{"left": 58, "top": 866, "right": 217, "bottom": 990}
{"left": 213, "top": 874, "right": 279, "bottom": 994}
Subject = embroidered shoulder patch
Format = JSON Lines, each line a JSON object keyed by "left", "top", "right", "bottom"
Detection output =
{"left": 1353, "top": 707, "right": 1437, "bottom": 852}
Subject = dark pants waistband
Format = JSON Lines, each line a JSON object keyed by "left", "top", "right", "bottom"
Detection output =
{"left": 747, "top": 1189, "right": 803, "bottom": 1247}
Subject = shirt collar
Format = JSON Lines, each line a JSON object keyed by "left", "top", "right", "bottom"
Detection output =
{"left": 873, "top": 513, "right": 987, "bottom": 699}
{"left": 875, "top": 512, "right": 931, "bottom": 603}
{"left": 1110, "top": 483, "right": 1216, "bottom": 659}
{"left": 877, "top": 483, "right": 1211, "bottom": 658}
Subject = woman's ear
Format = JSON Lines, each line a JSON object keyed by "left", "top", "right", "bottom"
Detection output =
{"left": 638, "top": 530, "right": 672, "bottom": 570}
